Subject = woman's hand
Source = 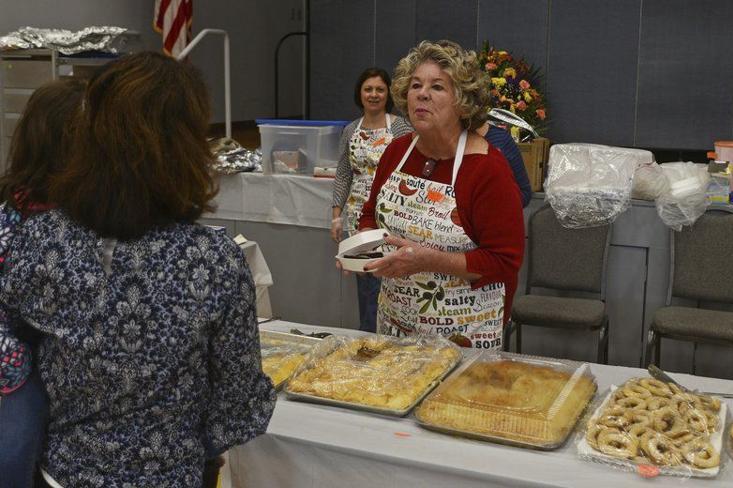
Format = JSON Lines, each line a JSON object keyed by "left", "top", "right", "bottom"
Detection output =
{"left": 364, "top": 234, "right": 481, "bottom": 282}
{"left": 330, "top": 217, "right": 343, "bottom": 242}
{"left": 364, "top": 235, "right": 429, "bottom": 278}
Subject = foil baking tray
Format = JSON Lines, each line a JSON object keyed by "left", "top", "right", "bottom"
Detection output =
{"left": 414, "top": 351, "right": 597, "bottom": 450}
{"left": 284, "top": 335, "right": 462, "bottom": 417}
{"left": 260, "top": 330, "right": 321, "bottom": 390}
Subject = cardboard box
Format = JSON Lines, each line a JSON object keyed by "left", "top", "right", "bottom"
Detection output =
{"left": 518, "top": 137, "right": 550, "bottom": 191}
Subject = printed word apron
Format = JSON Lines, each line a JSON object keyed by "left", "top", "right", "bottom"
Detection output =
{"left": 375, "top": 131, "right": 505, "bottom": 349}
{"left": 344, "top": 115, "right": 393, "bottom": 235}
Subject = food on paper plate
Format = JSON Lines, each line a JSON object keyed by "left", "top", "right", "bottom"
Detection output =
{"left": 584, "top": 377, "right": 724, "bottom": 470}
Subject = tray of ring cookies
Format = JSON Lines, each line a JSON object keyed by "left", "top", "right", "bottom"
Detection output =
{"left": 260, "top": 330, "right": 322, "bottom": 390}
{"left": 413, "top": 351, "right": 598, "bottom": 450}
{"left": 578, "top": 377, "right": 728, "bottom": 478}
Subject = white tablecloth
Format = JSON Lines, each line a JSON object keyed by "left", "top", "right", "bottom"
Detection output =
{"left": 208, "top": 173, "right": 333, "bottom": 229}
{"left": 229, "top": 320, "right": 733, "bottom": 488}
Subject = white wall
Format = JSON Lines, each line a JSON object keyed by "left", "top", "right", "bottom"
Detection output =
{"left": 0, "top": 0, "right": 306, "bottom": 123}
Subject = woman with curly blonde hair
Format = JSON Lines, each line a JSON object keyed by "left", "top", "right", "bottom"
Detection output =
{"left": 358, "top": 40, "right": 525, "bottom": 350}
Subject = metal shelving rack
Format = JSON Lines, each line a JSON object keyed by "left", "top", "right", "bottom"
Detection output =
{"left": 0, "top": 32, "right": 139, "bottom": 167}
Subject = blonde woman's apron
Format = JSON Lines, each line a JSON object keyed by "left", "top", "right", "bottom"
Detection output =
{"left": 375, "top": 131, "right": 505, "bottom": 349}
{"left": 344, "top": 115, "right": 393, "bottom": 235}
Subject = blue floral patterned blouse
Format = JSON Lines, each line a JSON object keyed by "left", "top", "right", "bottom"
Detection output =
{"left": 0, "top": 209, "right": 276, "bottom": 487}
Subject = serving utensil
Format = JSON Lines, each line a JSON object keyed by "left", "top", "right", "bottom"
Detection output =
{"left": 648, "top": 364, "right": 733, "bottom": 398}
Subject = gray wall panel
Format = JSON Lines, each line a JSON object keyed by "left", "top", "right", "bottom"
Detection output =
{"left": 546, "top": 0, "right": 640, "bottom": 146}
{"left": 193, "top": 1, "right": 305, "bottom": 121}
{"left": 375, "top": 0, "right": 416, "bottom": 78}
{"left": 636, "top": 0, "right": 733, "bottom": 149}
{"left": 477, "top": 0, "right": 549, "bottom": 72}
{"left": 414, "top": 0, "right": 479, "bottom": 49}
{"left": 311, "top": 0, "right": 374, "bottom": 120}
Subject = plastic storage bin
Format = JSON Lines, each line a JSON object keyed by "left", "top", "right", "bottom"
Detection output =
{"left": 257, "top": 119, "right": 347, "bottom": 175}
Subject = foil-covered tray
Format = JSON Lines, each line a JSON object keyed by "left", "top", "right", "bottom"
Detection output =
{"left": 260, "top": 330, "right": 321, "bottom": 390}
{"left": 284, "top": 335, "right": 462, "bottom": 417}
{"left": 414, "top": 351, "right": 597, "bottom": 450}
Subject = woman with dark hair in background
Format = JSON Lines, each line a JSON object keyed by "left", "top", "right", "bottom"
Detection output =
{"left": 0, "top": 77, "right": 85, "bottom": 488}
{"left": 331, "top": 67, "right": 412, "bottom": 332}
{"left": 0, "top": 51, "right": 275, "bottom": 487}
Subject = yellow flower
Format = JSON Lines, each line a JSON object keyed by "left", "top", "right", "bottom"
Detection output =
{"left": 523, "top": 92, "right": 533, "bottom": 103}
{"left": 491, "top": 77, "right": 507, "bottom": 87}
{"left": 503, "top": 67, "right": 516, "bottom": 78}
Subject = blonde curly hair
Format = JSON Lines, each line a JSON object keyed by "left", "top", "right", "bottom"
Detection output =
{"left": 391, "top": 40, "right": 490, "bottom": 130}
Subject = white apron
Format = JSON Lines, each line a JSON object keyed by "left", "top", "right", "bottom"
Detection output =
{"left": 375, "top": 131, "right": 505, "bottom": 349}
{"left": 344, "top": 114, "right": 393, "bottom": 235}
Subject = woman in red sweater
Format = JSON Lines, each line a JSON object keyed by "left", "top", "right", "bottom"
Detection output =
{"left": 359, "top": 40, "right": 525, "bottom": 350}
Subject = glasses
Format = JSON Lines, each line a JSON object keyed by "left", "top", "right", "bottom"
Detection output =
{"left": 421, "top": 159, "right": 437, "bottom": 178}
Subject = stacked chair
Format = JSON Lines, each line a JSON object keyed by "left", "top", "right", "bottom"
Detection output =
{"left": 645, "top": 208, "right": 733, "bottom": 369}
{"left": 504, "top": 204, "right": 612, "bottom": 364}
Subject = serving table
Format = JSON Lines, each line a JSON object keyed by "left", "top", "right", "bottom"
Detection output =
{"left": 227, "top": 320, "right": 733, "bottom": 487}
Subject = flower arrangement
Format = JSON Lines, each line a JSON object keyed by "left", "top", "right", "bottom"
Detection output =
{"left": 477, "top": 41, "right": 547, "bottom": 135}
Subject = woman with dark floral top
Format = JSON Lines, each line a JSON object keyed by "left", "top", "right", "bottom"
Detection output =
{"left": 0, "top": 77, "right": 85, "bottom": 488}
{"left": 0, "top": 52, "right": 276, "bottom": 488}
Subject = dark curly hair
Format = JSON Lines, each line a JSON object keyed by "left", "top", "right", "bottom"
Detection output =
{"left": 0, "top": 78, "right": 85, "bottom": 213}
{"left": 51, "top": 51, "right": 218, "bottom": 240}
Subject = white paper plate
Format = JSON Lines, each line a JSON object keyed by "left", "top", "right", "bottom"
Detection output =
{"left": 336, "top": 229, "right": 391, "bottom": 272}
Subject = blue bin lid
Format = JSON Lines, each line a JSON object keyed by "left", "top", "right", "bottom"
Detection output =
{"left": 256, "top": 118, "right": 349, "bottom": 127}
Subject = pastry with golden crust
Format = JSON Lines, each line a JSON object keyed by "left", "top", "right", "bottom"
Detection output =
{"left": 415, "top": 359, "right": 597, "bottom": 447}
{"left": 286, "top": 336, "right": 460, "bottom": 411}
{"left": 260, "top": 336, "right": 314, "bottom": 388}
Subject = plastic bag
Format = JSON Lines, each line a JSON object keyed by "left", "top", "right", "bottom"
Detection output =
{"left": 632, "top": 162, "right": 669, "bottom": 201}
{"left": 545, "top": 143, "right": 653, "bottom": 228}
{"left": 577, "top": 377, "right": 726, "bottom": 479}
{"left": 284, "top": 334, "right": 461, "bottom": 415}
{"left": 259, "top": 330, "right": 321, "bottom": 389}
{"left": 655, "top": 162, "right": 710, "bottom": 231}
{"left": 415, "top": 351, "right": 596, "bottom": 449}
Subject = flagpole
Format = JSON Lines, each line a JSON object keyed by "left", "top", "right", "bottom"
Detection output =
{"left": 177, "top": 29, "right": 231, "bottom": 139}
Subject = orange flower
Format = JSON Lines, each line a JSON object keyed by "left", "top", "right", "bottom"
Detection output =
{"left": 519, "top": 79, "right": 530, "bottom": 90}
{"left": 426, "top": 187, "right": 445, "bottom": 203}
{"left": 536, "top": 108, "right": 546, "bottom": 120}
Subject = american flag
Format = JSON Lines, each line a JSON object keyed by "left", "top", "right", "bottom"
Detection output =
{"left": 153, "top": 0, "right": 193, "bottom": 57}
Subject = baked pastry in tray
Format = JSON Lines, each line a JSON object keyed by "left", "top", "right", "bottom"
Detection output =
{"left": 580, "top": 377, "right": 726, "bottom": 477}
{"left": 415, "top": 352, "right": 597, "bottom": 449}
{"left": 285, "top": 335, "right": 461, "bottom": 415}
{"left": 260, "top": 331, "right": 320, "bottom": 389}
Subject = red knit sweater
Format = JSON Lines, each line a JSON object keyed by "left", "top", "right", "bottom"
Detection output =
{"left": 359, "top": 133, "right": 525, "bottom": 323}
